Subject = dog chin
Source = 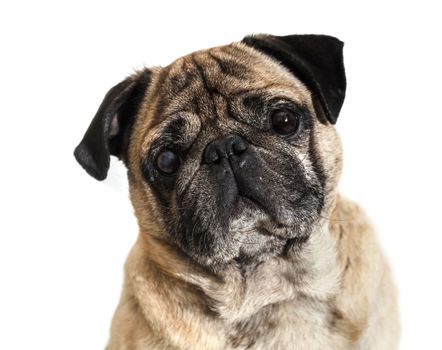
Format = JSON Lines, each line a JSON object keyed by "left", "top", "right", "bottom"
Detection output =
{"left": 180, "top": 195, "right": 315, "bottom": 268}
{"left": 191, "top": 217, "right": 297, "bottom": 268}
{"left": 191, "top": 231, "right": 288, "bottom": 269}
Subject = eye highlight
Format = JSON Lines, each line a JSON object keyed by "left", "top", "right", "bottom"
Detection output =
{"left": 155, "top": 149, "right": 181, "bottom": 175}
{"left": 271, "top": 109, "right": 300, "bottom": 136}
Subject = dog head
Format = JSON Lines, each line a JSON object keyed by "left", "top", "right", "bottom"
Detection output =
{"left": 74, "top": 34, "right": 346, "bottom": 268}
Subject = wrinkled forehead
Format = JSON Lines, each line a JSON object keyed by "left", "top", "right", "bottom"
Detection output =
{"left": 130, "top": 42, "right": 314, "bottom": 158}
{"left": 148, "top": 42, "right": 311, "bottom": 124}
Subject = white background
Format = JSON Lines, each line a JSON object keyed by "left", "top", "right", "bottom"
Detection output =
{"left": 1, "top": 1, "right": 441, "bottom": 349}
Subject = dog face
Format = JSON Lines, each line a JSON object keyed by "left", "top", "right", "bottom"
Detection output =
{"left": 75, "top": 34, "right": 346, "bottom": 268}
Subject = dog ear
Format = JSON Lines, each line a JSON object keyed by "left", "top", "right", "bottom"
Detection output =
{"left": 74, "top": 70, "right": 151, "bottom": 180}
{"left": 242, "top": 34, "right": 346, "bottom": 124}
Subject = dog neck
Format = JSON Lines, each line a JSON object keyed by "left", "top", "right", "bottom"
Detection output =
{"left": 196, "top": 222, "right": 339, "bottom": 322}
{"left": 133, "top": 215, "right": 340, "bottom": 324}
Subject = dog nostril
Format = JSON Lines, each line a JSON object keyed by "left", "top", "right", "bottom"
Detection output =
{"left": 232, "top": 139, "right": 248, "bottom": 155}
{"left": 204, "top": 146, "right": 220, "bottom": 164}
{"left": 203, "top": 135, "right": 248, "bottom": 164}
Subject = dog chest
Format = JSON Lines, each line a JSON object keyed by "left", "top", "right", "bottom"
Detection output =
{"left": 226, "top": 298, "right": 349, "bottom": 350}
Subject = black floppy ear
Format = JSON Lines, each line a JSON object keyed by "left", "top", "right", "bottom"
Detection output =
{"left": 242, "top": 34, "right": 346, "bottom": 124}
{"left": 74, "top": 70, "right": 151, "bottom": 180}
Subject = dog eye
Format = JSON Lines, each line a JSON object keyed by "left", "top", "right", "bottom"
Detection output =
{"left": 155, "top": 149, "right": 181, "bottom": 175}
{"left": 271, "top": 109, "right": 300, "bottom": 136}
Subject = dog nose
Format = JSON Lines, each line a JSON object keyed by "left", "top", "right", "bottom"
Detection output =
{"left": 203, "top": 134, "right": 248, "bottom": 164}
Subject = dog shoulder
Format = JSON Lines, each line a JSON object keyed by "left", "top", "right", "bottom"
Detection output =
{"left": 330, "top": 194, "right": 400, "bottom": 348}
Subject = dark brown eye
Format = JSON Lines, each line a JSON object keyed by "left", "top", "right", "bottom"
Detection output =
{"left": 271, "top": 109, "right": 300, "bottom": 136}
{"left": 155, "top": 149, "right": 180, "bottom": 175}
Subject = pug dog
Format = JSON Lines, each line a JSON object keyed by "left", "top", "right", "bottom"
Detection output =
{"left": 74, "top": 34, "right": 400, "bottom": 350}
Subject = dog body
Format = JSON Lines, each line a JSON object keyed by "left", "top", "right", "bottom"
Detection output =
{"left": 75, "top": 35, "right": 399, "bottom": 349}
{"left": 109, "top": 195, "right": 397, "bottom": 350}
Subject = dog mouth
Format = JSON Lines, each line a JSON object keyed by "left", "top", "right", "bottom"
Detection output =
{"left": 229, "top": 195, "right": 296, "bottom": 237}
{"left": 173, "top": 169, "right": 322, "bottom": 266}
